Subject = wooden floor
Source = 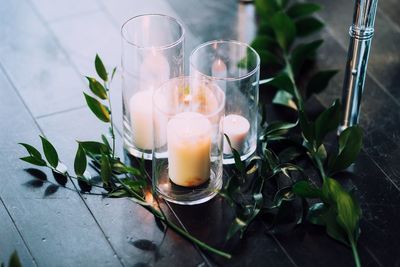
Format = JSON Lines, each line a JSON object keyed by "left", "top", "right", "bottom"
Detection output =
{"left": 0, "top": 0, "right": 399, "bottom": 266}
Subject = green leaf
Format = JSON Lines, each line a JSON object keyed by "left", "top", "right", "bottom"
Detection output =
{"left": 295, "top": 17, "right": 324, "bottom": 37}
{"left": 225, "top": 134, "right": 245, "bottom": 177}
{"left": 264, "top": 72, "right": 295, "bottom": 95}
{"left": 328, "top": 126, "right": 363, "bottom": 173}
{"left": 290, "top": 40, "right": 323, "bottom": 75}
{"left": 84, "top": 93, "right": 110, "bottom": 122}
{"left": 292, "top": 180, "right": 322, "bottom": 198}
{"left": 113, "top": 163, "right": 141, "bottom": 176}
{"left": 9, "top": 251, "right": 22, "bottom": 267}
{"left": 258, "top": 50, "right": 282, "bottom": 65}
{"left": 299, "top": 110, "right": 315, "bottom": 143}
{"left": 95, "top": 54, "right": 108, "bottom": 82}
{"left": 270, "top": 12, "right": 296, "bottom": 51}
{"left": 306, "top": 70, "right": 338, "bottom": 98}
{"left": 324, "top": 205, "right": 349, "bottom": 245}
{"left": 20, "top": 156, "right": 47, "bottom": 166}
{"left": 255, "top": 0, "right": 280, "bottom": 17}
{"left": 101, "top": 134, "right": 112, "bottom": 151}
{"left": 74, "top": 144, "right": 87, "bottom": 176}
{"left": 316, "top": 144, "right": 327, "bottom": 162}
{"left": 315, "top": 100, "right": 341, "bottom": 146}
{"left": 272, "top": 90, "right": 297, "bottom": 110}
{"left": 108, "top": 189, "right": 130, "bottom": 198}
{"left": 78, "top": 178, "right": 92, "bottom": 192}
{"left": 226, "top": 217, "right": 247, "bottom": 241}
{"left": 264, "top": 121, "right": 297, "bottom": 135}
{"left": 322, "top": 178, "right": 361, "bottom": 243}
{"left": 258, "top": 22, "right": 274, "bottom": 35}
{"left": 86, "top": 77, "right": 108, "bottom": 100}
{"left": 78, "top": 141, "right": 109, "bottom": 155}
{"left": 111, "top": 67, "right": 117, "bottom": 81}
{"left": 287, "top": 3, "right": 321, "bottom": 18}
{"left": 40, "top": 136, "right": 59, "bottom": 168}
{"left": 336, "top": 190, "right": 362, "bottom": 240}
{"left": 19, "top": 143, "right": 42, "bottom": 159}
{"left": 251, "top": 35, "right": 276, "bottom": 51}
{"left": 101, "top": 152, "right": 111, "bottom": 185}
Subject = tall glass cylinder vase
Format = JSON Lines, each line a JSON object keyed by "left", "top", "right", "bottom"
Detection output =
{"left": 121, "top": 14, "right": 184, "bottom": 159}
{"left": 190, "top": 40, "right": 260, "bottom": 164}
{"left": 153, "top": 76, "right": 225, "bottom": 205}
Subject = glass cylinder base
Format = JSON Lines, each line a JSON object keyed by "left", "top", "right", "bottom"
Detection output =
{"left": 123, "top": 114, "right": 153, "bottom": 160}
{"left": 222, "top": 144, "right": 256, "bottom": 165}
{"left": 154, "top": 157, "right": 223, "bottom": 205}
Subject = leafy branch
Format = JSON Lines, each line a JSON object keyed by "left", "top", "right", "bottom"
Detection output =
{"left": 223, "top": 0, "right": 364, "bottom": 266}
{"left": 19, "top": 55, "right": 231, "bottom": 260}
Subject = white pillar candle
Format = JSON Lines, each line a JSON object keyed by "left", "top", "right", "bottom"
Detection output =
{"left": 223, "top": 114, "right": 250, "bottom": 154}
{"left": 129, "top": 50, "right": 170, "bottom": 151}
{"left": 167, "top": 112, "right": 212, "bottom": 187}
{"left": 129, "top": 90, "right": 154, "bottom": 150}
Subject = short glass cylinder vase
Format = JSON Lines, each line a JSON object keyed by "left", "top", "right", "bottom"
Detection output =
{"left": 152, "top": 76, "right": 225, "bottom": 205}
{"left": 121, "top": 14, "right": 184, "bottom": 160}
{"left": 190, "top": 40, "right": 260, "bottom": 164}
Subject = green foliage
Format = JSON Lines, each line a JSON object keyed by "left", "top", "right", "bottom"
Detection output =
{"left": 226, "top": 1, "right": 363, "bottom": 266}
{"left": 74, "top": 144, "right": 87, "bottom": 176}
{"left": 95, "top": 54, "right": 108, "bottom": 82}
{"left": 86, "top": 77, "right": 108, "bottom": 100}
{"left": 40, "top": 136, "right": 59, "bottom": 168}
{"left": 306, "top": 70, "right": 338, "bottom": 98}
{"left": 83, "top": 93, "right": 110, "bottom": 122}
{"left": 328, "top": 126, "right": 363, "bottom": 174}
{"left": 287, "top": 3, "right": 321, "bottom": 18}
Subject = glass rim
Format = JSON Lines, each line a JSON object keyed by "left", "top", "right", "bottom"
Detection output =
{"left": 121, "top": 14, "right": 185, "bottom": 51}
{"left": 153, "top": 76, "right": 225, "bottom": 119}
{"left": 190, "top": 40, "right": 260, "bottom": 82}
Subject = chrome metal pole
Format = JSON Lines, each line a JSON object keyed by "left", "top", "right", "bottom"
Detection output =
{"left": 339, "top": 0, "right": 378, "bottom": 133}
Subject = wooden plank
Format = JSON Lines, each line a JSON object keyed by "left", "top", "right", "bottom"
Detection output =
{"left": 37, "top": 108, "right": 205, "bottom": 266}
{"left": 0, "top": 64, "right": 122, "bottom": 267}
{"left": 0, "top": 200, "right": 36, "bottom": 267}
{"left": 0, "top": 0, "right": 86, "bottom": 118}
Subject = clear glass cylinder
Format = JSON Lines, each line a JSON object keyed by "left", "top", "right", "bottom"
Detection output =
{"left": 153, "top": 76, "right": 225, "bottom": 205}
{"left": 121, "top": 14, "right": 184, "bottom": 159}
{"left": 190, "top": 40, "right": 260, "bottom": 164}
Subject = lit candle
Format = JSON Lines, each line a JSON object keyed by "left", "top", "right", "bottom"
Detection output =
{"left": 129, "top": 90, "right": 154, "bottom": 150}
{"left": 223, "top": 114, "right": 250, "bottom": 154}
{"left": 167, "top": 112, "right": 211, "bottom": 187}
{"left": 211, "top": 58, "right": 227, "bottom": 91}
{"left": 129, "top": 50, "right": 170, "bottom": 150}
{"left": 211, "top": 58, "right": 227, "bottom": 78}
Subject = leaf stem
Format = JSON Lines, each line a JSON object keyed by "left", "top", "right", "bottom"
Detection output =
{"left": 283, "top": 56, "right": 304, "bottom": 111}
{"left": 106, "top": 82, "right": 115, "bottom": 159}
{"left": 148, "top": 206, "right": 232, "bottom": 259}
{"left": 350, "top": 238, "right": 362, "bottom": 267}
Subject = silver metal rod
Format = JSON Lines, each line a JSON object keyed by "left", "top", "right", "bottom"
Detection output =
{"left": 339, "top": 0, "right": 378, "bottom": 133}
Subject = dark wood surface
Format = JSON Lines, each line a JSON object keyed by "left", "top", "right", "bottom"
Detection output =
{"left": 0, "top": 0, "right": 399, "bottom": 266}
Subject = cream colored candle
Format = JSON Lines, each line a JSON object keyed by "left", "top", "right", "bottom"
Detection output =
{"left": 129, "top": 50, "right": 170, "bottom": 150}
{"left": 223, "top": 114, "right": 250, "bottom": 154}
{"left": 167, "top": 112, "right": 212, "bottom": 187}
{"left": 129, "top": 90, "right": 154, "bottom": 150}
